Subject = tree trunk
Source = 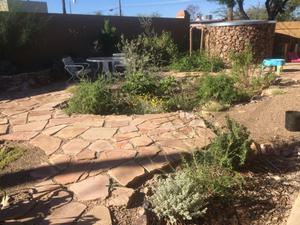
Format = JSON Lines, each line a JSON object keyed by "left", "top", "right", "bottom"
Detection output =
{"left": 236, "top": 0, "right": 249, "bottom": 19}
{"left": 62, "top": 0, "right": 67, "bottom": 14}
{"left": 227, "top": 6, "right": 234, "bottom": 21}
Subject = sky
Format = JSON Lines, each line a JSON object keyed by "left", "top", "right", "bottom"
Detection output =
{"left": 32, "top": 0, "right": 265, "bottom": 18}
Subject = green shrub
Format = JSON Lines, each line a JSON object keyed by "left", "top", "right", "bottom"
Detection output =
{"left": 129, "top": 95, "right": 166, "bottom": 114}
{"left": 149, "top": 118, "right": 249, "bottom": 223}
{"left": 158, "top": 76, "right": 178, "bottom": 97}
{"left": 202, "top": 117, "right": 252, "bottom": 170}
{"left": 66, "top": 78, "right": 113, "bottom": 115}
{"left": 120, "top": 31, "right": 178, "bottom": 73}
{"left": 0, "top": 10, "right": 46, "bottom": 59}
{"left": 0, "top": 146, "right": 23, "bottom": 170}
{"left": 164, "top": 92, "right": 198, "bottom": 112}
{"left": 122, "top": 72, "right": 157, "bottom": 96}
{"left": 170, "top": 52, "right": 224, "bottom": 73}
{"left": 198, "top": 74, "right": 247, "bottom": 105}
{"left": 149, "top": 163, "right": 242, "bottom": 224}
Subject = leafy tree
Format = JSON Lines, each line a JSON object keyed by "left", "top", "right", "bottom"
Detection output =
{"left": 186, "top": 4, "right": 202, "bottom": 21}
{"left": 209, "top": 0, "right": 236, "bottom": 20}
{"left": 277, "top": 0, "right": 300, "bottom": 20}
{"left": 246, "top": 3, "right": 268, "bottom": 20}
{"left": 265, "top": 0, "right": 290, "bottom": 20}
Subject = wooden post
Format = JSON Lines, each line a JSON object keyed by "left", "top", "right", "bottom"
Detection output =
{"left": 283, "top": 43, "right": 289, "bottom": 60}
{"left": 190, "top": 27, "right": 193, "bottom": 56}
{"left": 200, "top": 28, "right": 204, "bottom": 53}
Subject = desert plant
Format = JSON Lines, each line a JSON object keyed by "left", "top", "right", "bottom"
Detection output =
{"left": 0, "top": 146, "right": 23, "bottom": 170}
{"left": 120, "top": 31, "right": 178, "bottom": 73}
{"left": 201, "top": 117, "right": 252, "bottom": 170}
{"left": 94, "top": 20, "right": 119, "bottom": 56}
{"left": 170, "top": 52, "right": 224, "bottom": 73}
{"left": 149, "top": 162, "right": 242, "bottom": 224}
{"left": 129, "top": 95, "right": 166, "bottom": 114}
{"left": 122, "top": 72, "right": 157, "bottom": 96}
{"left": 66, "top": 78, "right": 113, "bottom": 115}
{"left": 198, "top": 74, "right": 247, "bottom": 105}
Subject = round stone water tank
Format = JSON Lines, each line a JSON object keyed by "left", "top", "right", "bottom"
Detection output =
{"left": 204, "top": 20, "right": 276, "bottom": 64}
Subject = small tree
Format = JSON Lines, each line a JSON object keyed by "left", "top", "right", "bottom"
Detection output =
{"left": 94, "top": 20, "right": 118, "bottom": 56}
{"left": 209, "top": 0, "right": 236, "bottom": 21}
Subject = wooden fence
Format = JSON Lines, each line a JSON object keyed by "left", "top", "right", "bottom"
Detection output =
{"left": 274, "top": 22, "right": 300, "bottom": 57}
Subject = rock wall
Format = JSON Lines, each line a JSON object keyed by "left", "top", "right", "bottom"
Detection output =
{"left": 204, "top": 22, "right": 276, "bottom": 64}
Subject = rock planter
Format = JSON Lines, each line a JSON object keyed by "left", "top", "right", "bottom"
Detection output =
{"left": 204, "top": 20, "right": 276, "bottom": 64}
{"left": 0, "top": 69, "right": 64, "bottom": 92}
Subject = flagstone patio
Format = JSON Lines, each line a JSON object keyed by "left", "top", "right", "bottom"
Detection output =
{"left": 0, "top": 89, "right": 215, "bottom": 224}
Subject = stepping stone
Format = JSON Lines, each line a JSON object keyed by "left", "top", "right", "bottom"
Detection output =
{"left": 49, "top": 154, "right": 71, "bottom": 170}
{"left": 119, "top": 125, "right": 138, "bottom": 133}
{"left": 0, "top": 131, "right": 38, "bottom": 141}
{"left": 158, "top": 139, "right": 190, "bottom": 151}
{"left": 73, "top": 115, "right": 104, "bottom": 127}
{"left": 62, "top": 138, "right": 90, "bottom": 155}
{"left": 30, "top": 163, "right": 58, "bottom": 180}
{"left": 42, "top": 124, "right": 67, "bottom": 136}
{"left": 108, "top": 161, "right": 145, "bottom": 187}
{"left": 189, "top": 119, "right": 206, "bottom": 128}
{"left": 104, "top": 119, "right": 130, "bottom": 128}
{"left": 30, "top": 134, "right": 62, "bottom": 156}
{"left": 90, "top": 150, "right": 137, "bottom": 175}
{"left": 130, "top": 135, "right": 153, "bottom": 147}
{"left": 33, "top": 180, "right": 61, "bottom": 199}
{"left": 45, "top": 202, "right": 86, "bottom": 224}
{"left": 136, "top": 145, "right": 161, "bottom": 162}
{"left": 78, "top": 205, "right": 112, "bottom": 225}
{"left": 55, "top": 126, "right": 88, "bottom": 139}
{"left": 0, "top": 118, "right": 8, "bottom": 125}
{"left": 107, "top": 187, "right": 135, "bottom": 207}
{"left": 114, "top": 132, "right": 140, "bottom": 142}
{"left": 81, "top": 127, "right": 117, "bottom": 141}
{"left": 13, "top": 121, "right": 48, "bottom": 132}
{"left": 139, "top": 151, "right": 170, "bottom": 173}
{"left": 76, "top": 149, "right": 96, "bottom": 161}
{"left": 89, "top": 140, "right": 114, "bottom": 152}
{"left": 28, "top": 114, "right": 52, "bottom": 122}
{"left": 0, "top": 124, "right": 8, "bottom": 135}
{"left": 54, "top": 162, "right": 91, "bottom": 185}
{"left": 115, "top": 141, "right": 134, "bottom": 150}
{"left": 69, "top": 174, "right": 110, "bottom": 201}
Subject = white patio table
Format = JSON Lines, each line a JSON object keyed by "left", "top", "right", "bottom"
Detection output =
{"left": 86, "top": 57, "right": 117, "bottom": 77}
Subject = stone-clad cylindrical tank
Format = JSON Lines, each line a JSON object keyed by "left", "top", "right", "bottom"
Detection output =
{"left": 204, "top": 20, "right": 276, "bottom": 64}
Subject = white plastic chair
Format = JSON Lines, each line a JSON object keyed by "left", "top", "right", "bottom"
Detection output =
{"left": 62, "top": 57, "right": 91, "bottom": 82}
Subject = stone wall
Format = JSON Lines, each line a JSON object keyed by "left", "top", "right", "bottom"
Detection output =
{"left": 204, "top": 21, "right": 276, "bottom": 64}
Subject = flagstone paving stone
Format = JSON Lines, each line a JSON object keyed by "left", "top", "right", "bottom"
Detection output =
{"left": 81, "top": 127, "right": 118, "bottom": 140}
{"left": 69, "top": 174, "right": 110, "bottom": 201}
{"left": 30, "top": 134, "right": 62, "bottom": 156}
{"left": 0, "top": 89, "right": 215, "bottom": 221}
{"left": 45, "top": 202, "right": 86, "bottom": 224}
{"left": 0, "top": 124, "right": 8, "bottom": 135}
{"left": 88, "top": 140, "right": 115, "bottom": 152}
{"left": 13, "top": 120, "right": 48, "bottom": 132}
{"left": 108, "top": 160, "right": 146, "bottom": 187}
{"left": 55, "top": 126, "right": 89, "bottom": 139}
{"left": 62, "top": 138, "right": 90, "bottom": 155}
{"left": 78, "top": 205, "right": 112, "bottom": 225}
